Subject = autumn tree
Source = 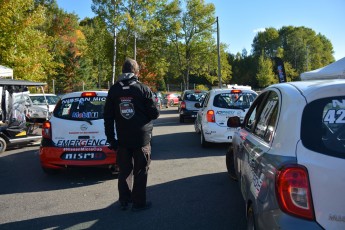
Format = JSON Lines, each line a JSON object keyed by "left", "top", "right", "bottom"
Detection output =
{"left": 0, "top": 0, "right": 55, "bottom": 81}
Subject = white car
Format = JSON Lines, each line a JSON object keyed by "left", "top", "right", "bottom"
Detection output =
{"left": 29, "top": 93, "right": 60, "bottom": 114}
{"left": 39, "top": 91, "right": 116, "bottom": 174}
{"left": 227, "top": 79, "right": 345, "bottom": 229}
{"left": 194, "top": 87, "right": 258, "bottom": 147}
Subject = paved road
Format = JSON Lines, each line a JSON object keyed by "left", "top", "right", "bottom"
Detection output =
{"left": 0, "top": 107, "right": 246, "bottom": 230}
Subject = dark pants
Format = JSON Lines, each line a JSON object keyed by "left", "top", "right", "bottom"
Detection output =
{"left": 117, "top": 143, "right": 151, "bottom": 206}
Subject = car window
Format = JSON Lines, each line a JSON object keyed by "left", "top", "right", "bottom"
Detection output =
{"left": 213, "top": 92, "right": 257, "bottom": 109}
{"left": 54, "top": 96, "right": 106, "bottom": 120}
{"left": 301, "top": 96, "right": 345, "bottom": 158}
{"left": 244, "top": 92, "right": 269, "bottom": 132}
{"left": 184, "top": 92, "right": 206, "bottom": 102}
{"left": 202, "top": 93, "right": 210, "bottom": 107}
{"left": 253, "top": 91, "right": 279, "bottom": 142}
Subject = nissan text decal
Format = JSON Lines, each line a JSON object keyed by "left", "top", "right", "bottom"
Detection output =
{"left": 56, "top": 139, "right": 106, "bottom": 147}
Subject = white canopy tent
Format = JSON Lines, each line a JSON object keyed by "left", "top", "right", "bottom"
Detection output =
{"left": 0, "top": 65, "right": 13, "bottom": 79}
{"left": 300, "top": 57, "right": 345, "bottom": 80}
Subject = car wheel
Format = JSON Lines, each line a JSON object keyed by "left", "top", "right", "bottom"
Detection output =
{"left": 169, "top": 100, "right": 174, "bottom": 107}
{"left": 194, "top": 120, "right": 200, "bottom": 133}
{"left": 201, "top": 129, "right": 211, "bottom": 148}
{"left": 42, "top": 167, "right": 59, "bottom": 175}
{"left": 179, "top": 115, "right": 184, "bottom": 123}
{"left": 247, "top": 206, "right": 256, "bottom": 230}
{"left": 226, "top": 145, "right": 238, "bottom": 181}
{"left": 0, "top": 137, "right": 7, "bottom": 153}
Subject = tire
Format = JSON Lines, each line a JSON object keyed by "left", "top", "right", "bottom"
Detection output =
{"left": 194, "top": 120, "right": 201, "bottom": 133}
{"left": 226, "top": 145, "right": 238, "bottom": 181}
{"left": 247, "top": 206, "right": 256, "bottom": 230}
{"left": 169, "top": 100, "right": 174, "bottom": 107}
{"left": 42, "top": 167, "right": 59, "bottom": 175}
{"left": 0, "top": 137, "right": 7, "bottom": 153}
{"left": 179, "top": 115, "right": 184, "bottom": 123}
{"left": 201, "top": 129, "right": 211, "bottom": 148}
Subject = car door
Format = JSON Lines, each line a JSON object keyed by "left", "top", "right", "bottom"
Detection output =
{"left": 235, "top": 91, "right": 280, "bottom": 202}
{"left": 197, "top": 92, "right": 210, "bottom": 131}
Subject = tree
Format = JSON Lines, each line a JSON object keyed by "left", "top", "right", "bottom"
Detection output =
{"left": 0, "top": 0, "right": 55, "bottom": 81}
{"left": 80, "top": 17, "right": 113, "bottom": 89}
{"left": 252, "top": 27, "right": 280, "bottom": 58}
{"left": 256, "top": 52, "right": 276, "bottom": 88}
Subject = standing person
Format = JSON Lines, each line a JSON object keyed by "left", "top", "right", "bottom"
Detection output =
{"left": 104, "top": 58, "right": 159, "bottom": 211}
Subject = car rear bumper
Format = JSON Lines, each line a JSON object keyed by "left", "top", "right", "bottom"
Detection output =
{"left": 203, "top": 124, "right": 238, "bottom": 143}
{"left": 256, "top": 208, "right": 323, "bottom": 229}
{"left": 179, "top": 109, "right": 198, "bottom": 118}
{"left": 39, "top": 146, "right": 116, "bottom": 169}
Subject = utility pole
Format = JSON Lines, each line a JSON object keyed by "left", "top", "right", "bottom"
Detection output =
{"left": 216, "top": 17, "right": 222, "bottom": 89}
{"left": 134, "top": 32, "right": 137, "bottom": 60}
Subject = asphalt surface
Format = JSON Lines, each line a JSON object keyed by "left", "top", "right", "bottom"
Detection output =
{"left": 0, "top": 107, "right": 246, "bottom": 230}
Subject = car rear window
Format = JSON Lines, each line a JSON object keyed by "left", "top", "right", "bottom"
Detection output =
{"left": 301, "top": 96, "right": 345, "bottom": 158}
{"left": 183, "top": 92, "right": 206, "bottom": 102}
{"left": 213, "top": 92, "right": 257, "bottom": 109}
{"left": 54, "top": 96, "right": 106, "bottom": 120}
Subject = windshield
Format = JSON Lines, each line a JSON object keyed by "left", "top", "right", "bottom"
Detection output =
{"left": 30, "top": 95, "right": 60, "bottom": 105}
{"left": 213, "top": 92, "right": 257, "bottom": 109}
{"left": 54, "top": 96, "right": 106, "bottom": 120}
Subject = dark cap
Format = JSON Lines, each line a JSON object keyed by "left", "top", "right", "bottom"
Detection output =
{"left": 122, "top": 58, "right": 139, "bottom": 74}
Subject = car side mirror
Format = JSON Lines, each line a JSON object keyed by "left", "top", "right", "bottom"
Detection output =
{"left": 195, "top": 102, "right": 201, "bottom": 108}
{"left": 227, "top": 116, "right": 241, "bottom": 127}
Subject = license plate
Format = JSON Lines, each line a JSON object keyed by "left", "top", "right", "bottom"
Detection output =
{"left": 61, "top": 152, "right": 105, "bottom": 160}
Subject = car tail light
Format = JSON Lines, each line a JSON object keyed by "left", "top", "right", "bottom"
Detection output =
{"left": 231, "top": 89, "right": 242, "bottom": 94}
{"left": 276, "top": 165, "right": 314, "bottom": 220}
{"left": 181, "top": 101, "right": 186, "bottom": 109}
{"left": 42, "top": 121, "right": 52, "bottom": 139}
{"left": 81, "top": 92, "right": 97, "bottom": 97}
{"left": 206, "top": 110, "right": 215, "bottom": 122}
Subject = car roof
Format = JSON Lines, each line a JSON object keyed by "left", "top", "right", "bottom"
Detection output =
{"left": 29, "top": 93, "right": 58, "bottom": 96}
{"left": 210, "top": 88, "right": 257, "bottom": 94}
{"left": 267, "top": 79, "right": 345, "bottom": 102}
{"left": 60, "top": 91, "right": 108, "bottom": 99}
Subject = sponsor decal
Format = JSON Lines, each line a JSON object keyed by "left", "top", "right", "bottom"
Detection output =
{"left": 71, "top": 111, "right": 99, "bottom": 119}
{"left": 56, "top": 139, "right": 107, "bottom": 147}
{"left": 62, "top": 152, "right": 105, "bottom": 160}
{"left": 329, "top": 214, "right": 345, "bottom": 222}
{"left": 68, "top": 131, "right": 99, "bottom": 134}
{"left": 63, "top": 147, "right": 103, "bottom": 151}
{"left": 216, "top": 110, "right": 236, "bottom": 115}
{"left": 120, "top": 102, "right": 135, "bottom": 119}
{"left": 61, "top": 97, "right": 106, "bottom": 104}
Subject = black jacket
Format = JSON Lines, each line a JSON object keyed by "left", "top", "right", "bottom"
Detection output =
{"left": 104, "top": 74, "right": 159, "bottom": 148}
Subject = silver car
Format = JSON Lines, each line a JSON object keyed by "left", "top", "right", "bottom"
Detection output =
{"left": 227, "top": 79, "right": 345, "bottom": 229}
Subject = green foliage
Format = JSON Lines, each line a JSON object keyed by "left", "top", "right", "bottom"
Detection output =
{"left": 195, "top": 84, "right": 209, "bottom": 91}
{"left": 0, "top": 0, "right": 56, "bottom": 82}
{"left": 256, "top": 53, "right": 276, "bottom": 88}
{"left": 0, "top": 1, "right": 338, "bottom": 94}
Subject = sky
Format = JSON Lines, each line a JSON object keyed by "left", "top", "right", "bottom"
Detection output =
{"left": 56, "top": 0, "right": 345, "bottom": 61}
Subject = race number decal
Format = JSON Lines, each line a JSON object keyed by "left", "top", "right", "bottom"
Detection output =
{"left": 120, "top": 102, "right": 135, "bottom": 119}
{"left": 323, "top": 109, "right": 345, "bottom": 124}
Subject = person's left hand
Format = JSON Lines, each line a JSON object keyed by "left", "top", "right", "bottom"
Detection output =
{"left": 107, "top": 139, "right": 119, "bottom": 151}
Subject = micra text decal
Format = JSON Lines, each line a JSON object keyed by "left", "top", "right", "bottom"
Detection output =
{"left": 56, "top": 139, "right": 106, "bottom": 147}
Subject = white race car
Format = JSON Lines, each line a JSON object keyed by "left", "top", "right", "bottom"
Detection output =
{"left": 195, "top": 86, "right": 257, "bottom": 147}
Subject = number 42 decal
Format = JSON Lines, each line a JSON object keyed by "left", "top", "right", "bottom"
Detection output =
{"left": 323, "top": 109, "right": 345, "bottom": 124}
